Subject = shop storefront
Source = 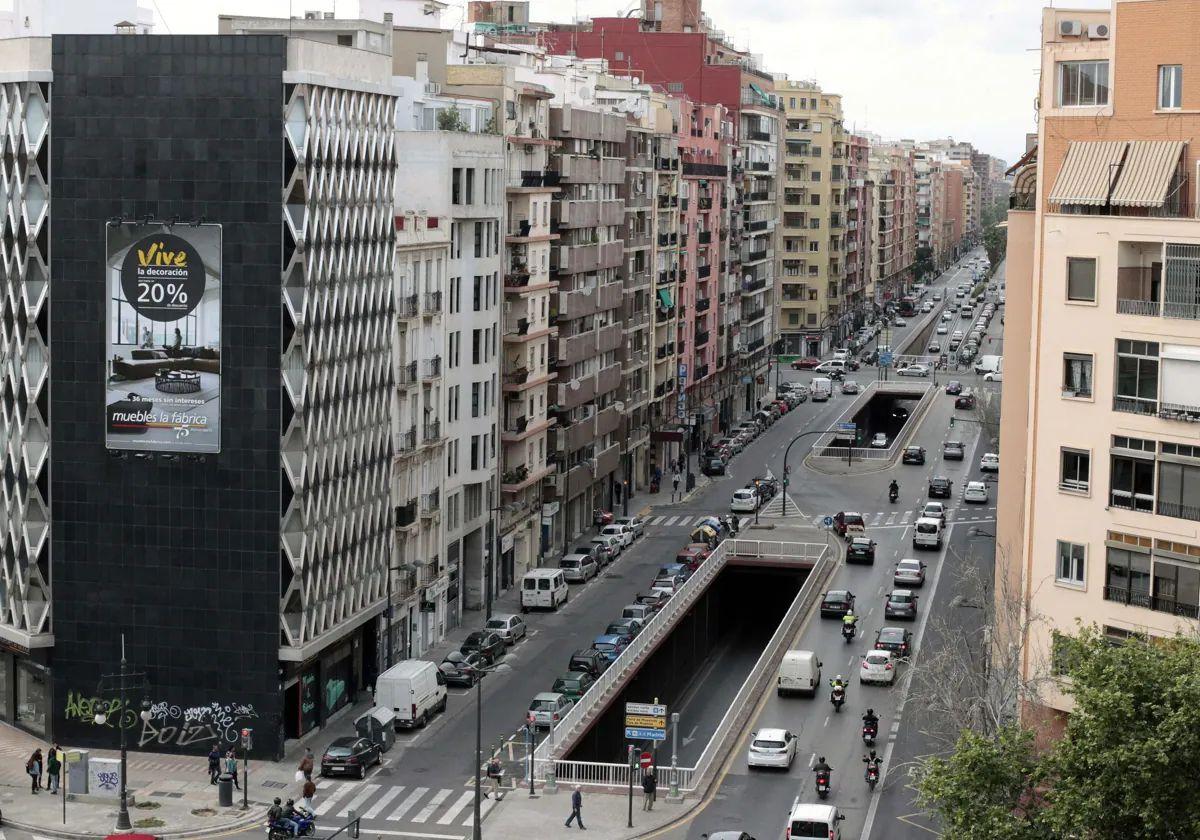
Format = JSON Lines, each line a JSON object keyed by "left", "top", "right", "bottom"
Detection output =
{"left": 0, "top": 643, "right": 50, "bottom": 737}
{"left": 282, "top": 630, "right": 366, "bottom": 740}
{"left": 500, "top": 532, "right": 515, "bottom": 590}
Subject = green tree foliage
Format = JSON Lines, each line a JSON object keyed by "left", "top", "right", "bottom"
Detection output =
{"left": 917, "top": 628, "right": 1200, "bottom": 839}
{"left": 983, "top": 224, "right": 1006, "bottom": 269}
{"left": 436, "top": 106, "right": 468, "bottom": 132}
{"left": 914, "top": 246, "right": 935, "bottom": 281}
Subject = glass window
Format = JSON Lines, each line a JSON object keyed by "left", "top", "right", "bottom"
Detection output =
{"left": 1067, "top": 257, "right": 1097, "bottom": 301}
{"left": 1159, "top": 65, "right": 1183, "bottom": 110}
{"left": 1114, "top": 339, "right": 1159, "bottom": 415}
{"left": 1059, "top": 60, "right": 1110, "bottom": 107}
{"left": 1063, "top": 352, "right": 1093, "bottom": 397}
{"left": 1110, "top": 454, "right": 1155, "bottom": 512}
{"left": 1056, "top": 540, "right": 1086, "bottom": 586}
{"left": 1157, "top": 461, "right": 1200, "bottom": 521}
{"left": 1151, "top": 561, "right": 1200, "bottom": 618}
{"left": 1060, "top": 448, "right": 1091, "bottom": 492}
{"left": 15, "top": 661, "right": 47, "bottom": 736}
{"left": 1105, "top": 546, "right": 1152, "bottom": 608}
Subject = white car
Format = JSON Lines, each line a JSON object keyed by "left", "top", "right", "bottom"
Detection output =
{"left": 599, "top": 523, "right": 634, "bottom": 549}
{"left": 859, "top": 650, "right": 897, "bottom": 685}
{"left": 590, "top": 534, "right": 622, "bottom": 559}
{"left": 984, "top": 370, "right": 1003, "bottom": 382}
{"left": 870, "top": 432, "right": 888, "bottom": 448}
{"left": 893, "top": 558, "right": 926, "bottom": 588}
{"left": 941, "top": 311, "right": 953, "bottom": 322}
{"left": 893, "top": 318, "right": 908, "bottom": 327}
{"left": 980, "top": 453, "right": 1000, "bottom": 472}
{"left": 951, "top": 330, "right": 964, "bottom": 341}
{"left": 927, "top": 341, "right": 941, "bottom": 353}
{"left": 730, "top": 488, "right": 760, "bottom": 512}
{"left": 936, "top": 325, "right": 948, "bottom": 335}
{"left": 921, "top": 501, "right": 946, "bottom": 522}
{"left": 964, "top": 480, "right": 989, "bottom": 503}
{"left": 897, "top": 363, "right": 931, "bottom": 377}
{"left": 614, "top": 515, "right": 645, "bottom": 538}
{"left": 746, "top": 727, "right": 797, "bottom": 769}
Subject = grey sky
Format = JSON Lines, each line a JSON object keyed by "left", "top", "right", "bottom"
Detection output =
{"left": 153, "top": 0, "right": 1113, "bottom": 163}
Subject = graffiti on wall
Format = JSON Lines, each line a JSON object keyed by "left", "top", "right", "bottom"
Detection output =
{"left": 64, "top": 691, "right": 259, "bottom": 749}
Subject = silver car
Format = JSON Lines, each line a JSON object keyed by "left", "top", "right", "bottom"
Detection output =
{"left": 893, "top": 558, "right": 926, "bottom": 588}
{"left": 485, "top": 613, "right": 528, "bottom": 644}
{"left": 559, "top": 554, "right": 598, "bottom": 583}
{"left": 614, "top": 515, "right": 645, "bottom": 538}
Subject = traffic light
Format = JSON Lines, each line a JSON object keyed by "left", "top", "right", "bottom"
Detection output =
{"left": 949, "top": 417, "right": 956, "bottom": 427}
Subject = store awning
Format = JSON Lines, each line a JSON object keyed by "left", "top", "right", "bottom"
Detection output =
{"left": 1047, "top": 140, "right": 1128, "bottom": 206}
{"left": 1110, "top": 140, "right": 1187, "bottom": 207}
{"left": 748, "top": 82, "right": 771, "bottom": 104}
{"left": 657, "top": 288, "right": 673, "bottom": 308}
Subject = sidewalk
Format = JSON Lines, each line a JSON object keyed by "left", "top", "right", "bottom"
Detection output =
{"left": 0, "top": 702, "right": 373, "bottom": 839}
{"left": 483, "top": 787, "right": 693, "bottom": 840}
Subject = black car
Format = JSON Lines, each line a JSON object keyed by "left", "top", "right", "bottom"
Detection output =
{"left": 820, "top": 589, "right": 856, "bottom": 618}
{"left": 942, "top": 440, "right": 965, "bottom": 461}
{"left": 846, "top": 537, "right": 876, "bottom": 564}
{"left": 321, "top": 736, "right": 382, "bottom": 779}
{"left": 945, "top": 381, "right": 963, "bottom": 395}
{"left": 568, "top": 648, "right": 610, "bottom": 678}
{"left": 901, "top": 445, "right": 926, "bottom": 465}
{"left": 461, "top": 630, "right": 506, "bottom": 664}
{"left": 702, "top": 457, "right": 727, "bottom": 477}
{"left": 955, "top": 393, "right": 976, "bottom": 410}
{"left": 928, "top": 476, "right": 953, "bottom": 498}
{"left": 875, "top": 626, "right": 914, "bottom": 659}
{"left": 440, "top": 650, "right": 487, "bottom": 687}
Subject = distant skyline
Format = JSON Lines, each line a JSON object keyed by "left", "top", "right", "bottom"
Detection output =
{"left": 152, "top": 0, "right": 1114, "bottom": 163}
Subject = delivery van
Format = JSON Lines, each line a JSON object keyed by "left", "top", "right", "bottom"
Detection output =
{"left": 521, "top": 568, "right": 568, "bottom": 612}
{"left": 811, "top": 377, "right": 832, "bottom": 401}
{"left": 913, "top": 516, "right": 944, "bottom": 550}
{"left": 777, "top": 650, "right": 822, "bottom": 697}
{"left": 376, "top": 660, "right": 447, "bottom": 729}
{"left": 974, "top": 354, "right": 1003, "bottom": 376}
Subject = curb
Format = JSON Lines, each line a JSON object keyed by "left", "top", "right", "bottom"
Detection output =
{"left": 0, "top": 806, "right": 264, "bottom": 840}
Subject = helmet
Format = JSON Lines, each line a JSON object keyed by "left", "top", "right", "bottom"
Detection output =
{"left": 286, "top": 799, "right": 294, "bottom": 806}
{"left": 818, "top": 756, "right": 826, "bottom": 763}
{"left": 867, "top": 708, "right": 875, "bottom": 716}
{"left": 835, "top": 675, "right": 843, "bottom": 682}
{"left": 274, "top": 798, "right": 281, "bottom": 805}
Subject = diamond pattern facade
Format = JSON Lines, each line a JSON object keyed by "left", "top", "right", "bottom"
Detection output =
{"left": 0, "top": 80, "right": 50, "bottom": 640}
{"left": 279, "top": 83, "right": 397, "bottom": 653}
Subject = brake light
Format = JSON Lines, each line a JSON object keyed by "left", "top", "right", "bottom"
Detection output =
{"left": 885, "top": 663, "right": 893, "bottom": 670}
{"left": 412, "top": 703, "right": 417, "bottom": 719}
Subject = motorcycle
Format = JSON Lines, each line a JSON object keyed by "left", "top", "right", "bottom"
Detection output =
{"left": 815, "top": 771, "right": 831, "bottom": 800}
{"left": 593, "top": 509, "right": 614, "bottom": 528}
{"left": 830, "top": 685, "right": 845, "bottom": 713}
{"left": 888, "top": 486, "right": 899, "bottom": 503}
{"left": 292, "top": 810, "right": 317, "bottom": 837}
{"left": 841, "top": 623, "right": 856, "bottom": 644}
{"left": 862, "top": 722, "right": 877, "bottom": 746}
{"left": 864, "top": 762, "right": 881, "bottom": 791}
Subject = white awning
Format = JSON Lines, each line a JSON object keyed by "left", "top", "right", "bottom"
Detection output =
{"left": 1047, "top": 140, "right": 1128, "bottom": 206}
{"left": 1110, "top": 140, "right": 1187, "bottom": 208}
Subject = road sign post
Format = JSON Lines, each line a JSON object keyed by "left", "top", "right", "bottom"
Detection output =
{"left": 669, "top": 711, "right": 680, "bottom": 798}
{"left": 624, "top": 702, "right": 668, "bottom": 742}
{"left": 627, "top": 745, "right": 635, "bottom": 828}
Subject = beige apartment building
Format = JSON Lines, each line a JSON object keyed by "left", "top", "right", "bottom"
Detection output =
{"left": 1001, "top": 0, "right": 1200, "bottom": 739}
{"left": 776, "top": 80, "right": 848, "bottom": 355}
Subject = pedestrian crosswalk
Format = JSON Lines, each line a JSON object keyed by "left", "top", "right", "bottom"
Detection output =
{"left": 310, "top": 779, "right": 498, "bottom": 828}
{"left": 645, "top": 514, "right": 721, "bottom": 528}
{"left": 810, "top": 507, "right": 998, "bottom": 529}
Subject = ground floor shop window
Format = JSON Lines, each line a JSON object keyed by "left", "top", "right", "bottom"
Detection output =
{"left": 16, "top": 661, "right": 47, "bottom": 736}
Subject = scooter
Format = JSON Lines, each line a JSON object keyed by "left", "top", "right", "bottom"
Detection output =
{"left": 830, "top": 685, "right": 845, "bottom": 713}
{"left": 862, "top": 722, "right": 877, "bottom": 746}
{"left": 815, "top": 771, "right": 831, "bottom": 800}
{"left": 864, "top": 761, "right": 881, "bottom": 791}
{"left": 842, "top": 623, "right": 856, "bottom": 644}
{"left": 889, "top": 486, "right": 899, "bottom": 503}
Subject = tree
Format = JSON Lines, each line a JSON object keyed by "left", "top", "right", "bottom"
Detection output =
{"left": 914, "top": 246, "right": 935, "bottom": 281}
{"left": 436, "top": 106, "right": 468, "bottom": 132}
{"left": 983, "top": 223, "right": 1006, "bottom": 268}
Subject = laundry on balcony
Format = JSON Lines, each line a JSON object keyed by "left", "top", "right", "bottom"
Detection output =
{"left": 657, "top": 288, "right": 674, "bottom": 309}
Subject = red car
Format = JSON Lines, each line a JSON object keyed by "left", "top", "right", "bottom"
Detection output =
{"left": 791, "top": 356, "right": 821, "bottom": 370}
{"left": 775, "top": 400, "right": 789, "bottom": 414}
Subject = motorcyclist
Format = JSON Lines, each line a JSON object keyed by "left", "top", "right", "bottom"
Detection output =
{"left": 862, "top": 708, "right": 879, "bottom": 734}
{"left": 842, "top": 610, "right": 858, "bottom": 630}
{"left": 829, "top": 675, "right": 846, "bottom": 692}
{"left": 863, "top": 750, "right": 881, "bottom": 770}
{"left": 268, "top": 798, "right": 283, "bottom": 825}
{"left": 829, "top": 675, "right": 846, "bottom": 705}
{"left": 813, "top": 756, "right": 833, "bottom": 779}
{"left": 279, "top": 799, "right": 301, "bottom": 837}
{"left": 888, "top": 479, "right": 899, "bottom": 499}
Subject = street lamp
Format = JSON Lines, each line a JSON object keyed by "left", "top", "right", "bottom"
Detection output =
{"left": 93, "top": 635, "right": 151, "bottom": 832}
{"left": 471, "top": 661, "right": 502, "bottom": 840}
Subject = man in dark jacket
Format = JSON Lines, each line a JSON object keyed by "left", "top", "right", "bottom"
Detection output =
{"left": 564, "top": 785, "right": 585, "bottom": 829}
{"left": 208, "top": 745, "right": 221, "bottom": 784}
{"left": 641, "top": 770, "right": 657, "bottom": 811}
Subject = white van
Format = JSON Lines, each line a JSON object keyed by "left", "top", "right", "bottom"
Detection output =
{"left": 810, "top": 377, "right": 832, "bottom": 402}
{"left": 376, "top": 660, "right": 447, "bottom": 729}
{"left": 974, "top": 354, "right": 1002, "bottom": 376}
{"left": 786, "top": 801, "right": 845, "bottom": 840}
{"left": 777, "top": 650, "right": 822, "bottom": 697}
{"left": 913, "top": 516, "right": 944, "bottom": 551}
{"left": 521, "top": 568, "right": 568, "bottom": 612}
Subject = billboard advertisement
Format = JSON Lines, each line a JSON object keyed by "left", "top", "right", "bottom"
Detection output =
{"left": 105, "top": 223, "right": 222, "bottom": 453}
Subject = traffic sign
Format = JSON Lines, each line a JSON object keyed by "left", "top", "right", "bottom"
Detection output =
{"left": 836, "top": 422, "right": 857, "bottom": 432}
{"left": 640, "top": 752, "right": 653, "bottom": 769}
{"left": 822, "top": 515, "right": 834, "bottom": 527}
{"left": 625, "top": 701, "right": 667, "bottom": 741}
{"left": 626, "top": 702, "right": 667, "bottom": 716}
{"left": 625, "top": 727, "right": 667, "bottom": 741}
{"left": 880, "top": 352, "right": 894, "bottom": 367}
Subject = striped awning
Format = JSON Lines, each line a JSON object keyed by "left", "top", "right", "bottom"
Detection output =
{"left": 1110, "top": 140, "right": 1187, "bottom": 207}
{"left": 1047, "top": 140, "right": 1129, "bottom": 206}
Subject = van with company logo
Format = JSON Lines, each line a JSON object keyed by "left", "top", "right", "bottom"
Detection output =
{"left": 520, "top": 568, "right": 568, "bottom": 612}
{"left": 777, "top": 650, "right": 822, "bottom": 697}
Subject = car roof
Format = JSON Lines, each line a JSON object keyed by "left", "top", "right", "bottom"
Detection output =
{"left": 851, "top": 536, "right": 872, "bottom": 544}
{"left": 328, "top": 736, "right": 359, "bottom": 747}
{"left": 594, "top": 634, "right": 623, "bottom": 643}
{"left": 967, "top": 480, "right": 986, "bottom": 488}
{"left": 533, "top": 692, "right": 563, "bottom": 701}
{"left": 890, "top": 588, "right": 914, "bottom": 596}
{"left": 930, "top": 476, "right": 950, "bottom": 483}
{"left": 825, "top": 589, "right": 851, "bottom": 598}
{"left": 554, "top": 672, "right": 587, "bottom": 682}
{"left": 562, "top": 552, "right": 589, "bottom": 561}
{"left": 897, "top": 558, "right": 922, "bottom": 567}
{"left": 488, "top": 613, "right": 519, "bottom": 622}
{"left": 755, "top": 727, "right": 791, "bottom": 739}
{"left": 878, "top": 626, "right": 908, "bottom": 637}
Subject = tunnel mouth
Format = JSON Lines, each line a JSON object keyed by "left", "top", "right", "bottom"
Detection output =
{"left": 816, "top": 384, "right": 927, "bottom": 457}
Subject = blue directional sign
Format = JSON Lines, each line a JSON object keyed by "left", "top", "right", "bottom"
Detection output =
{"left": 822, "top": 516, "right": 834, "bottom": 527}
{"left": 624, "top": 727, "right": 667, "bottom": 741}
{"left": 837, "top": 422, "right": 857, "bottom": 432}
{"left": 880, "top": 351, "right": 894, "bottom": 367}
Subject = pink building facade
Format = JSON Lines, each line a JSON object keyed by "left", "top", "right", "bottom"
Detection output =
{"left": 845, "top": 133, "right": 872, "bottom": 310}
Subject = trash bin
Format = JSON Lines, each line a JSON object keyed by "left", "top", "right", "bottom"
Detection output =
{"left": 356, "top": 706, "right": 396, "bottom": 753}
{"left": 218, "top": 773, "right": 234, "bottom": 807}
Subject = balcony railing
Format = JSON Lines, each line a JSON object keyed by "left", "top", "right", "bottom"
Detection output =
{"left": 743, "top": 307, "right": 766, "bottom": 322}
{"left": 421, "top": 490, "right": 440, "bottom": 516}
{"left": 394, "top": 500, "right": 418, "bottom": 529}
{"left": 423, "top": 421, "right": 441, "bottom": 442}
{"left": 695, "top": 363, "right": 709, "bottom": 379}
{"left": 398, "top": 360, "right": 418, "bottom": 386}
{"left": 423, "top": 291, "right": 442, "bottom": 315}
{"left": 502, "top": 464, "right": 530, "bottom": 486}
{"left": 396, "top": 427, "right": 417, "bottom": 453}
{"left": 695, "top": 297, "right": 711, "bottom": 313}
{"left": 1159, "top": 402, "right": 1200, "bottom": 422}
{"left": 695, "top": 330, "right": 711, "bottom": 347}
{"left": 505, "top": 416, "right": 528, "bottom": 435}
{"left": 682, "top": 162, "right": 728, "bottom": 178}
{"left": 422, "top": 356, "right": 442, "bottom": 380}
{"left": 505, "top": 367, "right": 530, "bottom": 386}
{"left": 398, "top": 294, "right": 419, "bottom": 318}
{"left": 1157, "top": 499, "right": 1200, "bottom": 521}
{"left": 655, "top": 307, "right": 675, "bottom": 324}
{"left": 1103, "top": 585, "right": 1152, "bottom": 610}
{"left": 1116, "top": 298, "right": 1159, "bottom": 316}
{"left": 1113, "top": 395, "right": 1157, "bottom": 416}
{"left": 698, "top": 231, "right": 712, "bottom": 245}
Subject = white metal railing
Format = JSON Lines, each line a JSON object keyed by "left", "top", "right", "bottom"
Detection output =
{"left": 542, "top": 758, "right": 696, "bottom": 790}
{"left": 725, "top": 540, "right": 827, "bottom": 562}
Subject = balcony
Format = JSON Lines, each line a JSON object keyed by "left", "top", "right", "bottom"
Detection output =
{"left": 423, "top": 421, "right": 441, "bottom": 443}
{"left": 395, "top": 427, "right": 417, "bottom": 454}
{"left": 743, "top": 307, "right": 766, "bottom": 323}
{"left": 747, "top": 248, "right": 769, "bottom": 262}
{"left": 502, "top": 464, "right": 530, "bottom": 487}
{"left": 742, "top": 276, "right": 768, "bottom": 293}
{"left": 655, "top": 306, "right": 675, "bottom": 324}
{"left": 422, "top": 291, "right": 442, "bottom": 316}
{"left": 698, "top": 230, "right": 712, "bottom": 245}
{"left": 682, "top": 161, "right": 727, "bottom": 178}
{"left": 398, "top": 360, "right": 418, "bottom": 386}
{"left": 421, "top": 357, "right": 442, "bottom": 380}
{"left": 394, "top": 500, "right": 418, "bottom": 529}
{"left": 655, "top": 156, "right": 680, "bottom": 171}
{"left": 698, "top": 196, "right": 714, "bottom": 211}
{"left": 695, "top": 363, "right": 709, "bottom": 379}
{"left": 695, "top": 329, "right": 711, "bottom": 347}
{"left": 1103, "top": 585, "right": 1153, "bottom": 611}
{"left": 657, "top": 232, "right": 679, "bottom": 247}
{"left": 745, "top": 336, "right": 765, "bottom": 353}
{"left": 504, "top": 415, "right": 529, "bottom": 435}
{"left": 748, "top": 130, "right": 771, "bottom": 142}
{"left": 505, "top": 262, "right": 531, "bottom": 289}
{"left": 656, "top": 194, "right": 679, "bottom": 209}
{"left": 421, "top": 490, "right": 440, "bottom": 517}
{"left": 695, "top": 296, "right": 711, "bottom": 313}
{"left": 504, "top": 366, "right": 530, "bottom": 387}
{"left": 655, "top": 342, "right": 676, "bottom": 360}
{"left": 398, "top": 294, "right": 419, "bottom": 318}
{"left": 1113, "top": 395, "right": 1157, "bottom": 416}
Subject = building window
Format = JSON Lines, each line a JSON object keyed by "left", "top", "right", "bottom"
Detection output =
{"left": 1159, "top": 64, "right": 1183, "bottom": 110}
{"left": 1063, "top": 352, "right": 1093, "bottom": 398}
{"left": 1066, "top": 257, "right": 1097, "bottom": 302}
{"left": 1156, "top": 460, "right": 1200, "bottom": 521}
{"left": 667, "top": 82, "right": 683, "bottom": 92}
{"left": 1110, "top": 450, "right": 1155, "bottom": 513}
{"left": 1159, "top": 342, "right": 1200, "bottom": 415}
{"left": 1056, "top": 540, "right": 1087, "bottom": 587}
{"left": 1104, "top": 546, "right": 1152, "bottom": 608}
{"left": 1151, "top": 560, "right": 1200, "bottom": 618}
{"left": 1058, "top": 60, "right": 1110, "bottom": 107}
{"left": 1164, "top": 243, "right": 1200, "bottom": 320}
{"left": 1113, "top": 339, "right": 1159, "bottom": 415}
{"left": 1060, "top": 448, "right": 1091, "bottom": 493}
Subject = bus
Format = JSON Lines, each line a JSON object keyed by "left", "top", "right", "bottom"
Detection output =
{"left": 897, "top": 297, "right": 917, "bottom": 316}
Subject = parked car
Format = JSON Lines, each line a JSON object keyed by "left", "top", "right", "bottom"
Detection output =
{"left": 567, "top": 648, "right": 609, "bottom": 678}
{"left": 964, "top": 480, "right": 989, "bottom": 503}
{"left": 846, "top": 537, "right": 877, "bottom": 564}
{"left": 600, "top": 523, "right": 634, "bottom": 549}
{"left": 606, "top": 617, "right": 644, "bottom": 639}
{"left": 980, "top": 452, "right": 1000, "bottom": 472}
{"left": 875, "top": 626, "right": 914, "bottom": 658}
{"left": 636, "top": 590, "right": 671, "bottom": 611}
{"left": 601, "top": 622, "right": 637, "bottom": 646}
{"left": 870, "top": 432, "right": 889, "bottom": 448}
{"left": 820, "top": 589, "right": 856, "bottom": 618}
{"left": 320, "top": 736, "right": 382, "bottom": 779}
{"left": 746, "top": 728, "right": 798, "bottom": 770}
{"left": 592, "top": 634, "right": 630, "bottom": 663}
{"left": 571, "top": 543, "right": 605, "bottom": 567}
{"left": 859, "top": 650, "right": 897, "bottom": 686}
{"left": 702, "top": 456, "right": 727, "bottom": 477}
{"left": 484, "top": 613, "right": 527, "bottom": 645}
{"left": 590, "top": 534, "right": 622, "bottom": 561}
{"left": 884, "top": 589, "right": 919, "bottom": 621}
{"left": 942, "top": 440, "right": 965, "bottom": 460}
{"left": 841, "top": 380, "right": 860, "bottom": 395}
{"left": 461, "top": 630, "right": 506, "bottom": 664}
{"left": 439, "top": 651, "right": 487, "bottom": 687}
{"left": 551, "top": 671, "right": 595, "bottom": 702}
{"left": 893, "top": 558, "right": 927, "bottom": 587}
{"left": 928, "top": 476, "right": 953, "bottom": 498}
{"left": 528, "top": 692, "right": 573, "bottom": 729}
{"left": 614, "top": 515, "right": 645, "bottom": 538}
{"left": 902, "top": 445, "right": 926, "bottom": 465}
{"left": 657, "top": 562, "right": 693, "bottom": 582}
{"left": 897, "top": 363, "right": 930, "bottom": 377}
{"left": 791, "top": 356, "right": 821, "bottom": 370}
{"left": 559, "top": 554, "right": 599, "bottom": 583}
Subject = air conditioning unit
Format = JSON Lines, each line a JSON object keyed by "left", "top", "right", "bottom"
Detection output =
{"left": 1059, "top": 20, "right": 1083, "bottom": 37}
{"left": 425, "top": 82, "right": 441, "bottom": 95}
{"left": 1088, "top": 22, "right": 1110, "bottom": 39}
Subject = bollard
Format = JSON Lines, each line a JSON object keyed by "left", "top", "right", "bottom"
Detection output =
{"left": 217, "top": 773, "right": 234, "bottom": 808}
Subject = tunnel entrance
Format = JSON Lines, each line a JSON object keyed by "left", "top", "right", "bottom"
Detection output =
{"left": 563, "top": 565, "right": 807, "bottom": 765}
{"left": 824, "top": 388, "right": 924, "bottom": 452}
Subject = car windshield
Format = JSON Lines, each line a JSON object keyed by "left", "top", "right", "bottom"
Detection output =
{"left": 905, "top": 447, "right": 921, "bottom": 454}
{"left": 560, "top": 559, "right": 580, "bottom": 568}
{"left": 880, "top": 629, "right": 903, "bottom": 642}
{"left": 891, "top": 593, "right": 913, "bottom": 603}
{"left": 917, "top": 522, "right": 938, "bottom": 533}
{"left": 825, "top": 592, "right": 848, "bottom": 602}
{"left": 734, "top": 490, "right": 753, "bottom": 498}
{"left": 531, "top": 699, "right": 556, "bottom": 710}
{"left": 593, "top": 643, "right": 615, "bottom": 652}
{"left": 465, "top": 633, "right": 486, "bottom": 645}
{"left": 573, "top": 547, "right": 593, "bottom": 555}
{"left": 865, "top": 653, "right": 890, "bottom": 665}
{"left": 554, "top": 678, "right": 581, "bottom": 691}
{"left": 325, "top": 746, "right": 354, "bottom": 757}
{"left": 485, "top": 619, "right": 507, "bottom": 630}
{"left": 898, "top": 562, "right": 920, "bottom": 572}
{"left": 752, "top": 739, "right": 785, "bottom": 749}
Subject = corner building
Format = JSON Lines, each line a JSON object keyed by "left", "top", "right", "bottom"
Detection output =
{"left": 0, "top": 31, "right": 396, "bottom": 755}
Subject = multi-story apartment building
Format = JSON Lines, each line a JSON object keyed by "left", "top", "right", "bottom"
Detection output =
{"left": 868, "top": 142, "right": 917, "bottom": 309}
{"left": 846, "top": 134, "right": 874, "bottom": 311}
{"left": 443, "top": 48, "right": 560, "bottom": 588}
{"left": 1000, "top": 0, "right": 1200, "bottom": 740}
{"left": 545, "top": 105, "right": 627, "bottom": 555}
{"left": 943, "top": 163, "right": 966, "bottom": 263}
{"left": 776, "top": 80, "right": 848, "bottom": 354}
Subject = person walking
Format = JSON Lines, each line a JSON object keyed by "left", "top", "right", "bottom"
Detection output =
{"left": 225, "top": 748, "right": 240, "bottom": 791}
{"left": 300, "top": 777, "right": 317, "bottom": 814}
{"left": 563, "top": 785, "right": 585, "bottom": 829}
{"left": 208, "top": 744, "right": 222, "bottom": 784}
{"left": 298, "top": 748, "right": 314, "bottom": 783}
{"left": 46, "top": 746, "right": 61, "bottom": 795}
{"left": 26, "top": 748, "right": 42, "bottom": 794}
{"left": 485, "top": 756, "right": 503, "bottom": 799}
{"left": 641, "top": 770, "right": 656, "bottom": 811}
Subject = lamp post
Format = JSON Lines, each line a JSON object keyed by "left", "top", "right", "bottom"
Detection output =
{"left": 472, "top": 661, "right": 502, "bottom": 840}
{"left": 93, "top": 634, "right": 151, "bottom": 832}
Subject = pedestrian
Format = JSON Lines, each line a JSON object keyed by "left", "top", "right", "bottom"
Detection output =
{"left": 564, "top": 784, "right": 585, "bottom": 829}
{"left": 46, "top": 745, "right": 60, "bottom": 795}
{"left": 298, "top": 747, "right": 314, "bottom": 783}
{"left": 26, "top": 748, "right": 42, "bottom": 794}
{"left": 486, "top": 756, "right": 503, "bottom": 799}
{"left": 208, "top": 744, "right": 221, "bottom": 784}
{"left": 225, "top": 748, "right": 240, "bottom": 790}
{"left": 641, "top": 770, "right": 657, "bottom": 811}
{"left": 300, "top": 777, "right": 317, "bottom": 814}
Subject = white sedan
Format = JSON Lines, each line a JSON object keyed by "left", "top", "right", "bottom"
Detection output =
{"left": 964, "top": 481, "right": 989, "bottom": 503}
{"left": 984, "top": 370, "right": 1003, "bottom": 382}
{"left": 936, "top": 325, "right": 949, "bottom": 335}
{"left": 599, "top": 524, "right": 634, "bottom": 548}
{"left": 980, "top": 452, "right": 1000, "bottom": 472}
{"left": 870, "top": 433, "right": 888, "bottom": 448}
{"left": 897, "top": 363, "right": 931, "bottom": 377}
{"left": 893, "top": 318, "right": 908, "bottom": 327}
{"left": 860, "top": 650, "right": 897, "bottom": 685}
{"left": 747, "top": 727, "right": 797, "bottom": 769}
{"left": 614, "top": 515, "right": 645, "bottom": 538}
